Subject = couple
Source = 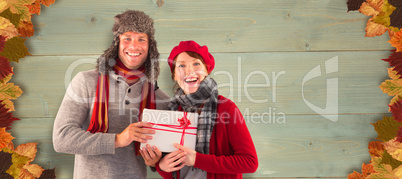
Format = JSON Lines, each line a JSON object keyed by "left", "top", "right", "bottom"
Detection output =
{"left": 53, "top": 10, "right": 258, "bottom": 179}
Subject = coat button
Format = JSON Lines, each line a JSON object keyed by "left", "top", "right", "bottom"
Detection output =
{"left": 125, "top": 100, "right": 130, "bottom": 105}
{"left": 116, "top": 80, "right": 121, "bottom": 84}
{"left": 128, "top": 89, "right": 131, "bottom": 93}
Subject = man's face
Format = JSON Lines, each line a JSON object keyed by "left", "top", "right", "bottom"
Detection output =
{"left": 118, "top": 31, "right": 149, "bottom": 70}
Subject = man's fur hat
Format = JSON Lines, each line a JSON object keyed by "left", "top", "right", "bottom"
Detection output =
{"left": 97, "top": 10, "right": 159, "bottom": 81}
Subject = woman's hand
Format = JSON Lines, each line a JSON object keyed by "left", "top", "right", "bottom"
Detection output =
{"left": 174, "top": 143, "right": 197, "bottom": 166}
{"left": 140, "top": 144, "right": 162, "bottom": 167}
{"left": 159, "top": 150, "right": 187, "bottom": 172}
{"left": 115, "top": 122, "right": 155, "bottom": 148}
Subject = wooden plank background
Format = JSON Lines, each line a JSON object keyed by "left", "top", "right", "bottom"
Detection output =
{"left": 8, "top": 0, "right": 392, "bottom": 178}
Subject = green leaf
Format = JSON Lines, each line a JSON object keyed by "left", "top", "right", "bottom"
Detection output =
{"left": 372, "top": 116, "right": 402, "bottom": 141}
{"left": 0, "top": 37, "right": 30, "bottom": 63}
{"left": 0, "top": 8, "right": 21, "bottom": 27}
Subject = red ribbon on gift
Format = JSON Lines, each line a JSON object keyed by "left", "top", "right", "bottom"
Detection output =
{"left": 144, "top": 112, "right": 197, "bottom": 146}
{"left": 178, "top": 112, "right": 191, "bottom": 145}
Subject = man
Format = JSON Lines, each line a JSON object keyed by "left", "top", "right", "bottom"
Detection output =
{"left": 53, "top": 10, "right": 169, "bottom": 178}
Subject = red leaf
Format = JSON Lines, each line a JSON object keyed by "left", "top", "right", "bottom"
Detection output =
{"left": 0, "top": 100, "right": 19, "bottom": 130}
{"left": 0, "top": 35, "right": 5, "bottom": 53}
{"left": 396, "top": 126, "right": 402, "bottom": 142}
{"left": 347, "top": 0, "right": 366, "bottom": 12}
{"left": 0, "top": 57, "right": 12, "bottom": 80}
{"left": 383, "top": 49, "right": 402, "bottom": 78}
{"left": 390, "top": 99, "right": 402, "bottom": 122}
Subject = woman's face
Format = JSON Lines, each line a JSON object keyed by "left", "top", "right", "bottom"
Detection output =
{"left": 174, "top": 52, "right": 208, "bottom": 94}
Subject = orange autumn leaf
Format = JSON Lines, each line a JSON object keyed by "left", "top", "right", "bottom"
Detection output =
{"left": 23, "top": 163, "right": 44, "bottom": 178}
{"left": 367, "top": 0, "right": 384, "bottom": 12}
{"left": 365, "top": 18, "right": 388, "bottom": 37}
{"left": 27, "top": 1, "right": 41, "bottom": 15}
{"left": 369, "top": 141, "right": 385, "bottom": 158}
{"left": 39, "top": 0, "right": 56, "bottom": 7}
{"left": 14, "top": 143, "right": 37, "bottom": 162}
{"left": 0, "top": 127, "right": 14, "bottom": 149}
{"left": 347, "top": 163, "right": 376, "bottom": 179}
{"left": 17, "top": 20, "right": 34, "bottom": 38}
{"left": 360, "top": 2, "right": 380, "bottom": 16}
{"left": 389, "top": 30, "right": 402, "bottom": 52}
{"left": 0, "top": 16, "right": 19, "bottom": 40}
{"left": 19, "top": 168, "right": 35, "bottom": 179}
{"left": 384, "top": 138, "right": 402, "bottom": 161}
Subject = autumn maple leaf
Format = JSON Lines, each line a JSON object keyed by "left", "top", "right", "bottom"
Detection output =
{"left": 383, "top": 50, "right": 402, "bottom": 78}
{"left": 372, "top": 116, "right": 402, "bottom": 142}
{"left": 347, "top": 163, "right": 376, "bottom": 179}
{"left": 0, "top": 16, "right": 19, "bottom": 40}
{"left": 0, "top": 127, "right": 14, "bottom": 149}
{"left": 359, "top": 0, "right": 399, "bottom": 37}
{"left": 4, "top": 142, "right": 45, "bottom": 178}
{"left": 369, "top": 141, "right": 385, "bottom": 158}
{"left": 17, "top": 20, "right": 34, "bottom": 38}
{"left": 27, "top": 0, "right": 56, "bottom": 15}
{"left": 0, "top": 57, "right": 12, "bottom": 81}
{"left": 0, "top": 71, "right": 23, "bottom": 111}
{"left": 0, "top": 0, "right": 36, "bottom": 22}
{"left": 389, "top": 31, "right": 402, "bottom": 52}
{"left": 0, "top": 100, "right": 19, "bottom": 130}
{"left": 0, "top": 36, "right": 31, "bottom": 63}
{"left": 384, "top": 138, "right": 402, "bottom": 162}
{"left": 0, "top": 35, "right": 5, "bottom": 52}
{"left": 390, "top": 99, "right": 402, "bottom": 122}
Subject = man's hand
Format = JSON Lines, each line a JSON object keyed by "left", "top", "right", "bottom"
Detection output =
{"left": 140, "top": 144, "right": 162, "bottom": 167}
{"left": 173, "top": 143, "right": 197, "bottom": 166}
{"left": 115, "top": 121, "right": 155, "bottom": 148}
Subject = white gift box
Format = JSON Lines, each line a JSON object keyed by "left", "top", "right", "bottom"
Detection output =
{"left": 140, "top": 109, "right": 198, "bottom": 152}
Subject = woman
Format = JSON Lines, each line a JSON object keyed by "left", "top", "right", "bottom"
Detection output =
{"left": 140, "top": 40, "right": 258, "bottom": 178}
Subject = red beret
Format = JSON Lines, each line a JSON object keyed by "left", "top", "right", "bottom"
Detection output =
{"left": 168, "top": 40, "right": 215, "bottom": 74}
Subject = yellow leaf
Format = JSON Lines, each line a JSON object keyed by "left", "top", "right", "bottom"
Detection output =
{"left": 388, "top": 68, "right": 400, "bottom": 80}
{"left": 19, "top": 168, "right": 35, "bottom": 179}
{"left": 2, "top": 99, "right": 15, "bottom": 111}
{"left": 22, "top": 164, "right": 44, "bottom": 178}
{"left": 393, "top": 165, "right": 402, "bottom": 178}
{"left": 14, "top": 143, "right": 37, "bottom": 162}
{"left": 7, "top": 152, "right": 30, "bottom": 178}
{"left": 366, "top": 0, "right": 384, "bottom": 12}
{"left": 359, "top": 2, "right": 379, "bottom": 16}
{"left": 0, "top": 70, "right": 12, "bottom": 84}
{"left": 389, "top": 31, "right": 402, "bottom": 52}
{"left": 0, "top": 127, "right": 14, "bottom": 149}
{"left": 0, "top": 1, "right": 7, "bottom": 13}
{"left": 389, "top": 95, "right": 402, "bottom": 111}
{"left": 384, "top": 138, "right": 402, "bottom": 161}
{"left": 366, "top": 157, "right": 395, "bottom": 178}
{"left": 365, "top": 18, "right": 388, "bottom": 37}
{"left": 4, "top": 0, "right": 36, "bottom": 21}
{"left": 0, "top": 82, "right": 23, "bottom": 100}
{"left": 0, "top": 16, "right": 18, "bottom": 40}
{"left": 380, "top": 78, "right": 402, "bottom": 96}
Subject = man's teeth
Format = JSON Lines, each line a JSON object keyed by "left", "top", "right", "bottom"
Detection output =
{"left": 127, "top": 52, "right": 140, "bottom": 56}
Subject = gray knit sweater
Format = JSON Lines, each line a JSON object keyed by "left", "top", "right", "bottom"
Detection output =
{"left": 53, "top": 69, "right": 170, "bottom": 179}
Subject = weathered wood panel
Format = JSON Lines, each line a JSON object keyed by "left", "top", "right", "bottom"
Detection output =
{"left": 26, "top": 0, "right": 391, "bottom": 56}
{"left": 11, "top": 51, "right": 390, "bottom": 118}
{"left": 8, "top": 114, "right": 378, "bottom": 178}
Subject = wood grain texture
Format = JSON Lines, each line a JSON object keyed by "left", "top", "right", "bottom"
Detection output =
{"left": 7, "top": 0, "right": 392, "bottom": 178}
{"left": 8, "top": 114, "right": 378, "bottom": 178}
{"left": 26, "top": 0, "right": 392, "bottom": 55}
{"left": 11, "top": 51, "right": 390, "bottom": 118}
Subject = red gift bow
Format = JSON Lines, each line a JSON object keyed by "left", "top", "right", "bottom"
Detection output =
{"left": 178, "top": 112, "right": 191, "bottom": 145}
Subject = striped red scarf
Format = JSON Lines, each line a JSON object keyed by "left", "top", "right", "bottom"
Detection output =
{"left": 87, "top": 58, "right": 156, "bottom": 138}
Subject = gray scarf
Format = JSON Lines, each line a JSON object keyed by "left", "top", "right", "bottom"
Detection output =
{"left": 167, "top": 76, "right": 218, "bottom": 154}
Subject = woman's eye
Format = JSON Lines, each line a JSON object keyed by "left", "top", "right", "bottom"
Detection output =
{"left": 194, "top": 63, "right": 200, "bottom": 66}
{"left": 178, "top": 64, "right": 185, "bottom": 67}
